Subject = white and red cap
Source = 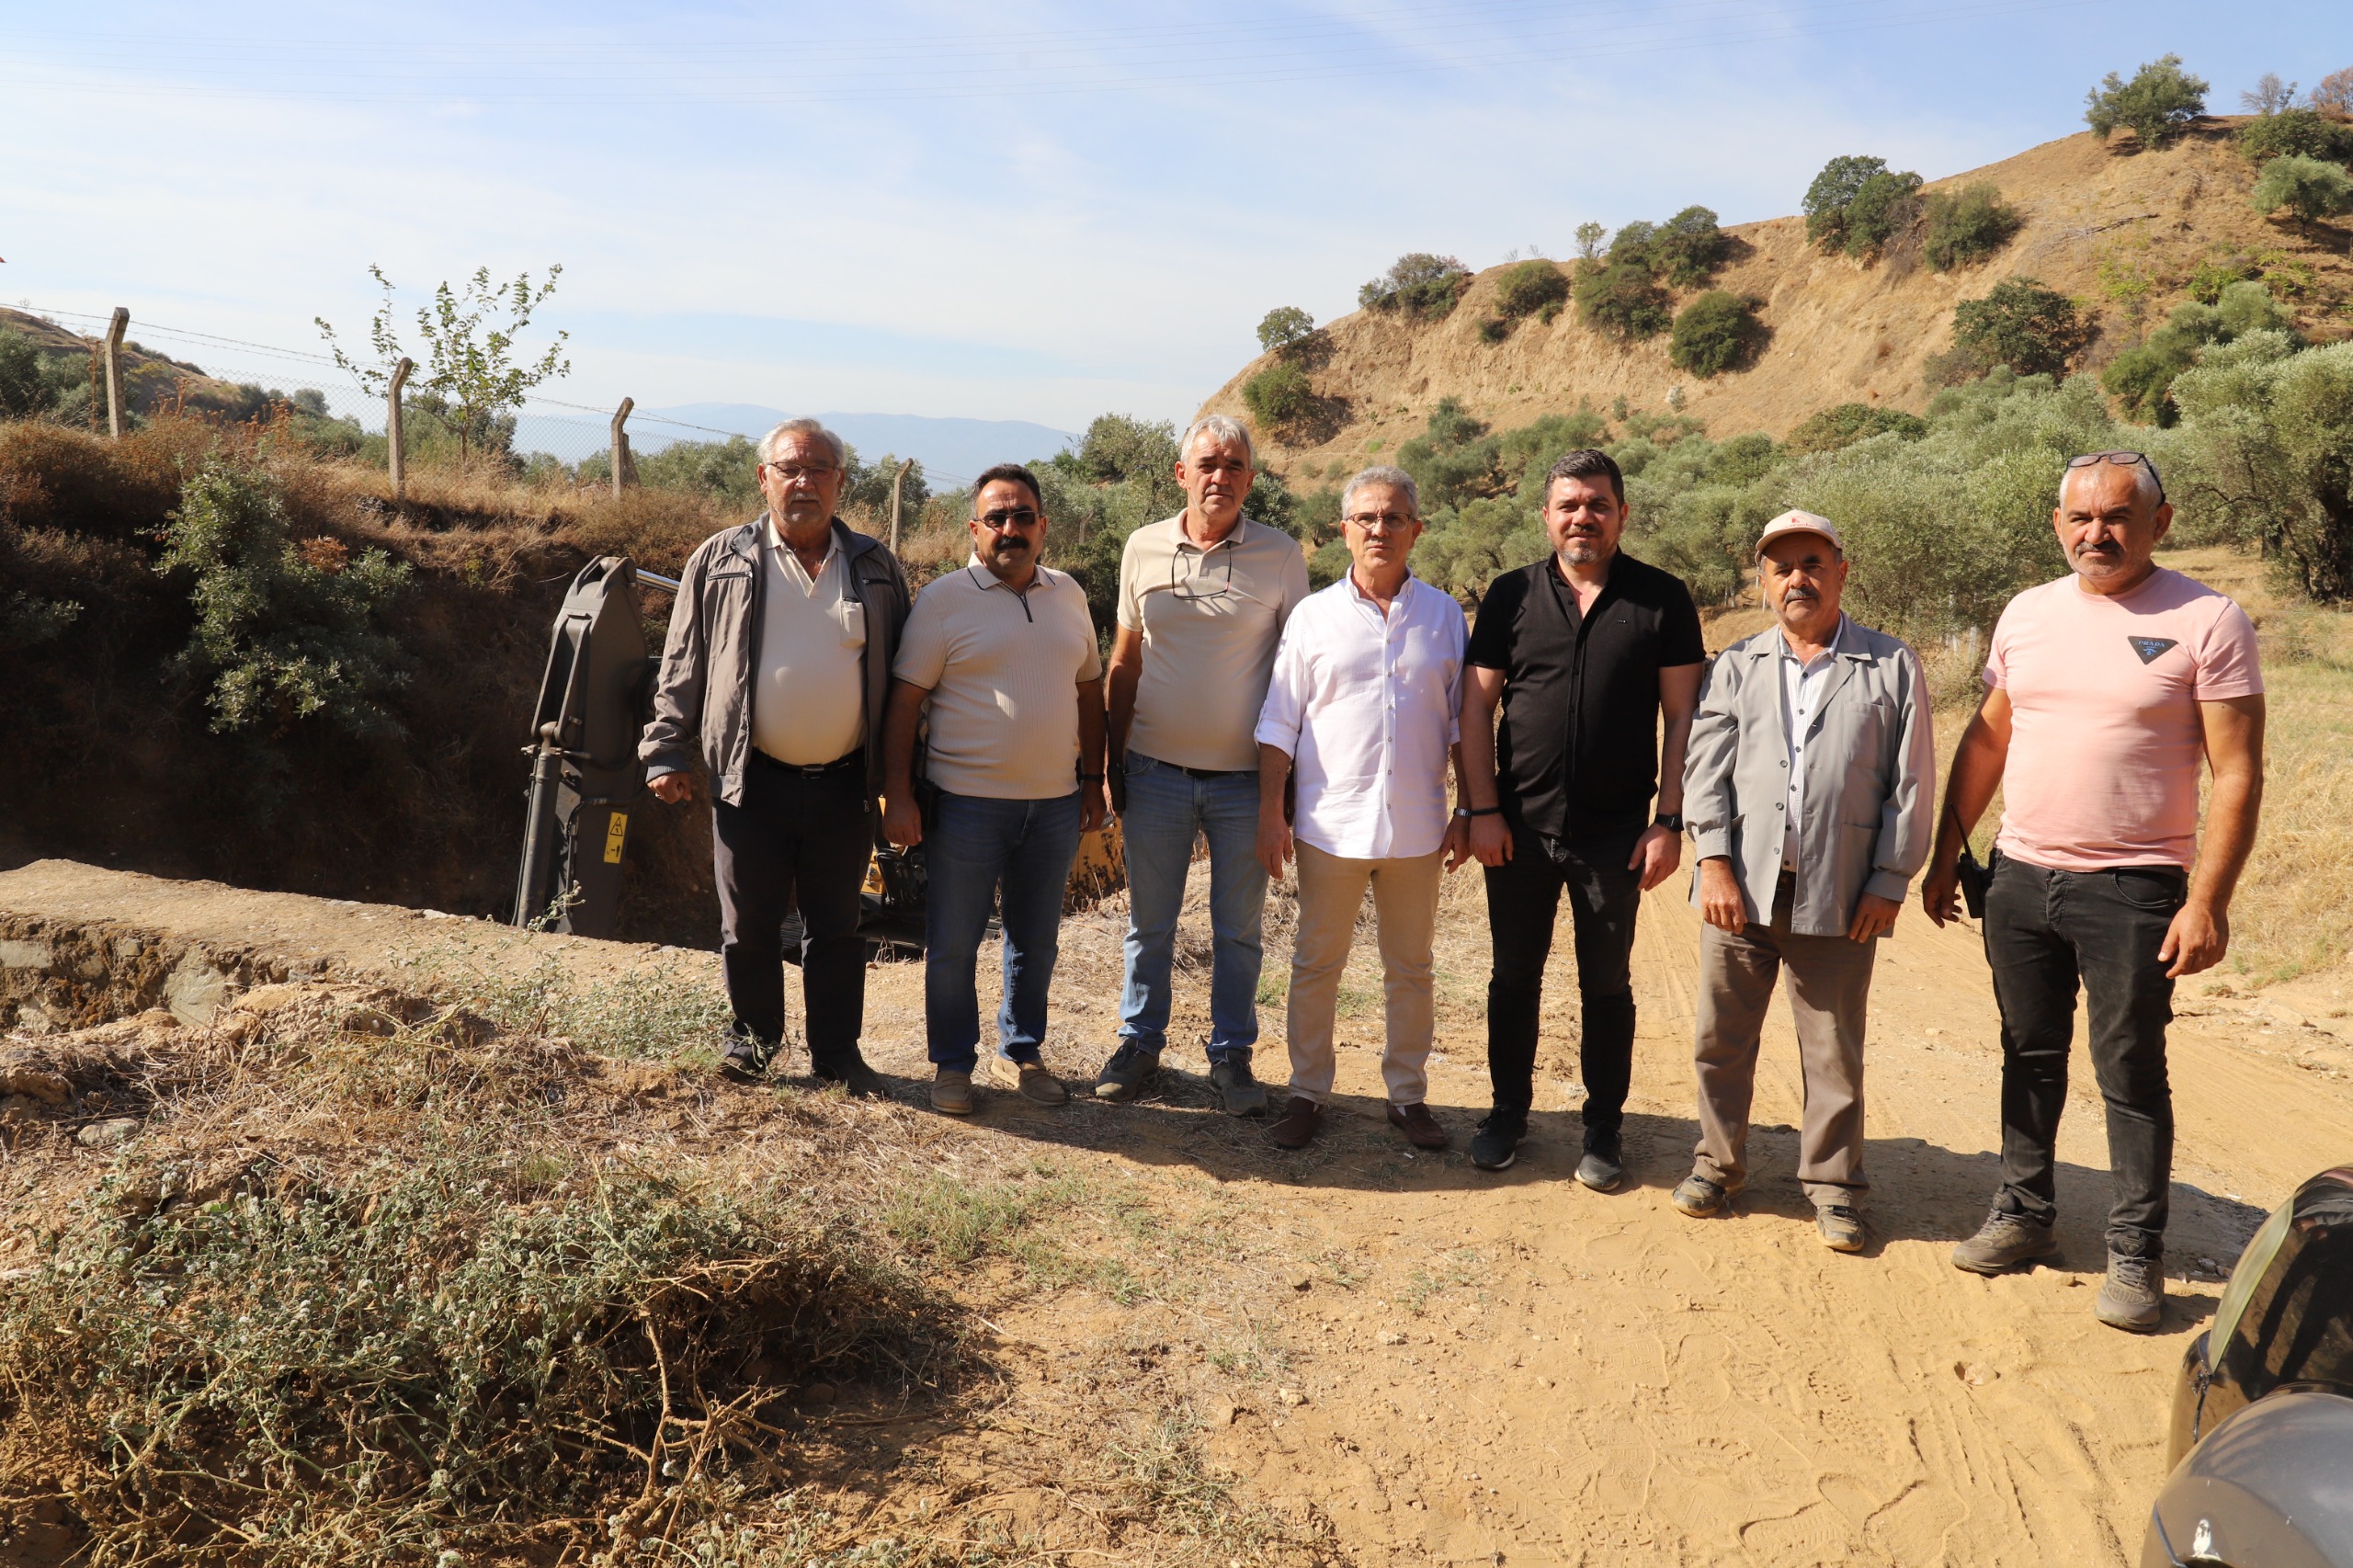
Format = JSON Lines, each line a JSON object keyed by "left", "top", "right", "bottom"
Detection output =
{"left": 1756, "top": 508, "right": 1843, "bottom": 557}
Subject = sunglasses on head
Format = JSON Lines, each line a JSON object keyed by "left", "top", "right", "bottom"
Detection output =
{"left": 2066, "top": 450, "right": 2166, "bottom": 506}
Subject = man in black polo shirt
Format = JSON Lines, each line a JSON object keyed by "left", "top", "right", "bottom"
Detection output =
{"left": 1459, "top": 449, "right": 1706, "bottom": 1184}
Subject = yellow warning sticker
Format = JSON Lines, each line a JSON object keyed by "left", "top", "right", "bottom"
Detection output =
{"left": 602, "top": 812, "right": 629, "bottom": 864}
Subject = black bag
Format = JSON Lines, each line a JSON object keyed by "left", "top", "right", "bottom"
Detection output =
{"left": 1955, "top": 842, "right": 1988, "bottom": 920}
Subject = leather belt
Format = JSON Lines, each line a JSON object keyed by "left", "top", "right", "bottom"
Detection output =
{"left": 751, "top": 747, "right": 862, "bottom": 778}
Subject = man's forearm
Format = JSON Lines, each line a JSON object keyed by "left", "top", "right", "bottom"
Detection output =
{"left": 1077, "top": 680, "right": 1108, "bottom": 776}
{"left": 1460, "top": 703, "right": 1500, "bottom": 811}
{"left": 881, "top": 684, "right": 926, "bottom": 798}
{"left": 1656, "top": 711, "right": 1694, "bottom": 816}
{"left": 1105, "top": 662, "right": 1140, "bottom": 760}
{"left": 1257, "top": 742, "right": 1292, "bottom": 812}
{"left": 1933, "top": 726, "right": 2006, "bottom": 866}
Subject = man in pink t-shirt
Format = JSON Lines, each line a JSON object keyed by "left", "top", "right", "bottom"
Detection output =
{"left": 1923, "top": 452, "right": 2266, "bottom": 1333}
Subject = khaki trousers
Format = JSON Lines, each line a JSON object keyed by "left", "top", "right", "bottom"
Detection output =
{"left": 1693, "top": 874, "right": 1877, "bottom": 1204}
{"left": 1286, "top": 841, "right": 1444, "bottom": 1108}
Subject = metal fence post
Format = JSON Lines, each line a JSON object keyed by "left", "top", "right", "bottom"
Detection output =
{"left": 387, "top": 357, "right": 413, "bottom": 498}
{"left": 102, "top": 308, "right": 129, "bottom": 438}
{"left": 609, "top": 398, "right": 635, "bottom": 497}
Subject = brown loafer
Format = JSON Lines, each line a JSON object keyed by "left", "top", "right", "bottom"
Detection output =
{"left": 1388, "top": 1101, "right": 1449, "bottom": 1150}
{"left": 1269, "top": 1095, "right": 1323, "bottom": 1150}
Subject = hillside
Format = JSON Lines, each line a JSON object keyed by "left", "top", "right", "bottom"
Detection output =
{"left": 1200, "top": 119, "right": 2353, "bottom": 464}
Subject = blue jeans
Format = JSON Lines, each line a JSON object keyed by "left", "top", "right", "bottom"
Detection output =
{"left": 924, "top": 790, "right": 1085, "bottom": 1073}
{"left": 1116, "top": 753, "right": 1267, "bottom": 1062}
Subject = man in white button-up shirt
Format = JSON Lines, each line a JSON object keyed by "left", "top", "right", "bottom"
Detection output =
{"left": 1254, "top": 466, "right": 1469, "bottom": 1152}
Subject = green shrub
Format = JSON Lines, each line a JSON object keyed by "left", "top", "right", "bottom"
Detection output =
{"left": 1478, "top": 316, "right": 1511, "bottom": 343}
{"left": 2216, "top": 278, "right": 2295, "bottom": 336}
{"left": 1654, "top": 206, "right": 1731, "bottom": 288}
{"left": 1668, "top": 291, "right": 1764, "bottom": 378}
{"left": 2085, "top": 53, "right": 2209, "bottom": 148}
{"left": 1784, "top": 403, "right": 1927, "bottom": 455}
{"left": 1922, "top": 182, "right": 2023, "bottom": 270}
{"left": 2237, "top": 107, "right": 2353, "bottom": 165}
{"left": 1398, "top": 397, "right": 1501, "bottom": 510}
{"left": 1803, "top": 155, "right": 1889, "bottom": 248}
{"left": 2168, "top": 337, "right": 2353, "bottom": 600}
{"left": 1256, "top": 305, "right": 1315, "bottom": 353}
{"left": 1573, "top": 260, "right": 1674, "bottom": 342}
{"left": 1843, "top": 170, "right": 1925, "bottom": 256}
{"left": 1494, "top": 259, "right": 1569, "bottom": 318}
{"left": 1242, "top": 361, "right": 1315, "bottom": 430}
{"left": 2253, "top": 153, "right": 2353, "bottom": 222}
{"left": 1950, "top": 278, "right": 2085, "bottom": 378}
{"left": 2188, "top": 254, "right": 2261, "bottom": 302}
{"left": 1358, "top": 253, "right": 1472, "bottom": 321}
{"left": 154, "top": 459, "right": 414, "bottom": 736}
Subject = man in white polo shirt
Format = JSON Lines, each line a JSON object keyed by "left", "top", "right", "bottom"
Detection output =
{"left": 882, "top": 463, "right": 1109, "bottom": 1115}
{"left": 1096, "top": 414, "right": 1310, "bottom": 1115}
{"left": 1255, "top": 465, "right": 1470, "bottom": 1153}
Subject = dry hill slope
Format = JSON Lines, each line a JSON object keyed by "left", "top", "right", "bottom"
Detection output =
{"left": 1201, "top": 119, "right": 2353, "bottom": 464}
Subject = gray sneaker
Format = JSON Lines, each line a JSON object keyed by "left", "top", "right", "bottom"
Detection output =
{"left": 1671, "top": 1170, "right": 1738, "bottom": 1218}
{"left": 1575, "top": 1134, "right": 1624, "bottom": 1193}
{"left": 1950, "top": 1210, "right": 2059, "bottom": 1275}
{"left": 1209, "top": 1056, "right": 1269, "bottom": 1117}
{"left": 1093, "top": 1043, "right": 1160, "bottom": 1102}
{"left": 1816, "top": 1204, "right": 1866, "bottom": 1253}
{"left": 2095, "top": 1253, "right": 2164, "bottom": 1331}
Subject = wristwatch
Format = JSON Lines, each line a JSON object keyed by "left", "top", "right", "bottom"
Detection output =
{"left": 1452, "top": 806, "right": 1474, "bottom": 820}
{"left": 1654, "top": 812, "right": 1685, "bottom": 832}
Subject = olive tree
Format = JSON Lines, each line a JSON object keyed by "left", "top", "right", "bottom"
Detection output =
{"left": 2085, "top": 54, "right": 2209, "bottom": 148}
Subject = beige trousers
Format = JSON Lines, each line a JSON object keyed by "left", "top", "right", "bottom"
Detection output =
{"left": 1693, "top": 874, "right": 1877, "bottom": 1205}
{"left": 1286, "top": 840, "right": 1444, "bottom": 1108}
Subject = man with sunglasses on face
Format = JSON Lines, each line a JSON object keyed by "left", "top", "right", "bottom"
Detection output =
{"left": 641, "top": 419, "right": 911, "bottom": 1093}
{"left": 881, "top": 465, "right": 1109, "bottom": 1116}
{"left": 1925, "top": 451, "right": 2265, "bottom": 1332}
{"left": 1094, "top": 415, "right": 1310, "bottom": 1114}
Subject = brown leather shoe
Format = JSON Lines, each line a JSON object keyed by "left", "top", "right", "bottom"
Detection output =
{"left": 1388, "top": 1101, "right": 1449, "bottom": 1150}
{"left": 1269, "top": 1095, "right": 1323, "bottom": 1150}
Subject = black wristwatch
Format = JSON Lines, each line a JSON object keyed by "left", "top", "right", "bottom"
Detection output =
{"left": 1654, "top": 812, "right": 1685, "bottom": 832}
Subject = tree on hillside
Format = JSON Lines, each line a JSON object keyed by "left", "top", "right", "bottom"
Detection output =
{"left": 2241, "top": 73, "right": 2298, "bottom": 115}
{"left": 1949, "top": 278, "right": 2085, "bottom": 379}
{"left": 0, "top": 327, "right": 67, "bottom": 420}
{"left": 1803, "top": 155, "right": 1927, "bottom": 259}
{"left": 1667, "top": 292, "right": 1764, "bottom": 379}
{"left": 1358, "top": 254, "right": 1472, "bottom": 321}
{"left": 1070, "top": 413, "right": 1180, "bottom": 485}
{"left": 1653, "top": 206, "right": 1731, "bottom": 288}
{"left": 1494, "top": 259, "right": 1569, "bottom": 319}
{"left": 1922, "top": 183, "right": 2024, "bottom": 270}
{"left": 1256, "top": 306, "right": 1315, "bottom": 354}
{"left": 1573, "top": 222, "right": 1608, "bottom": 261}
{"left": 1242, "top": 362, "right": 1314, "bottom": 433}
{"left": 2237, "top": 107, "right": 2353, "bottom": 167}
{"left": 2167, "top": 338, "right": 2353, "bottom": 602}
{"left": 317, "top": 265, "right": 570, "bottom": 465}
{"left": 2084, "top": 54, "right": 2209, "bottom": 148}
{"left": 1783, "top": 403, "right": 1927, "bottom": 456}
{"left": 1803, "top": 155, "right": 1888, "bottom": 248}
{"left": 1572, "top": 259, "right": 1673, "bottom": 342}
{"left": 2314, "top": 67, "right": 2353, "bottom": 114}
{"left": 2253, "top": 154, "right": 2353, "bottom": 225}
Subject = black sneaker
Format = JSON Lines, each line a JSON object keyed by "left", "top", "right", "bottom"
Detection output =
{"left": 1093, "top": 1043, "right": 1161, "bottom": 1102}
{"left": 1470, "top": 1112, "right": 1528, "bottom": 1172}
{"left": 1209, "top": 1056, "right": 1269, "bottom": 1117}
{"left": 814, "top": 1053, "right": 888, "bottom": 1099}
{"left": 1575, "top": 1132, "right": 1625, "bottom": 1192}
{"left": 719, "top": 1037, "right": 777, "bottom": 1083}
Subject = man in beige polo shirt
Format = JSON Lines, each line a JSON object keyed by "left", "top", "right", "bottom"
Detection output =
{"left": 1096, "top": 414, "right": 1310, "bottom": 1115}
{"left": 881, "top": 463, "right": 1108, "bottom": 1115}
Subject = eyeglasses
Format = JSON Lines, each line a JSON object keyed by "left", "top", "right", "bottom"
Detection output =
{"left": 762, "top": 462, "right": 837, "bottom": 483}
{"left": 1169, "top": 543, "right": 1234, "bottom": 603}
{"left": 973, "top": 507, "right": 1041, "bottom": 530}
{"left": 1344, "top": 512, "right": 1416, "bottom": 534}
{"left": 2066, "top": 450, "right": 2166, "bottom": 506}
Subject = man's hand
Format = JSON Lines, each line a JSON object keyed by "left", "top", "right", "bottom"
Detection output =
{"left": 1698, "top": 858, "right": 1745, "bottom": 932}
{"left": 1847, "top": 892, "right": 1902, "bottom": 943}
{"left": 1920, "top": 860, "right": 1961, "bottom": 927}
{"left": 1628, "top": 824, "right": 1682, "bottom": 892}
{"left": 1080, "top": 779, "right": 1108, "bottom": 835}
{"left": 1256, "top": 808, "right": 1293, "bottom": 881}
{"left": 2161, "top": 899, "right": 2229, "bottom": 978}
{"left": 1108, "top": 762, "right": 1127, "bottom": 817}
{"left": 648, "top": 772, "right": 692, "bottom": 806}
{"left": 882, "top": 795, "right": 924, "bottom": 848}
{"left": 1443, "top": 816, "right": 1472, "bottom": 871}
{"left": 1469, "top": 814, "right": 1513, "bottom": 868}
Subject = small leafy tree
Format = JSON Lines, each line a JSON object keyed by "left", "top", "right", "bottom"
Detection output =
{"left": 1573, "top": 222, "right": 1608, "bottom": 261}
{"left": 1241, "top": 362, "right": 1314, "bottom": 431}
{"left": 1358, "top": 254, "right": 1471, "bottom": 321}
{"left": 1667, "top": 292, "right": 1763, "bottom": 379}
{"left": 1803, "top": 155, "right": 1888, "bottom": 248}
{"left": 1572, "top": 260, "right": 1673, "bottom": 342}
{"left": 0, "top": 328, "right": 57, "bottom": 419}
{"left": 1071, "top": 413, "right": 1179, "bottom": 486}
{"left": 2253, "top": 154, "right": 2353, "bottom": 224}
{"left": 2168, "top": 339, "right": 2353, "bottom": 601}
{"left": 2085, "top": 54, "right": 2209, "bottom": 148}
{"left": 1950, "top": 278, "right": 2085, "bottom": 378}
{"left": 155, "top": 460, "right": 413, "bottom": 736}
{"left": 2237, "top": 107, "right": 2353, "bottom": 165}
{"left": 1256, "top": 306, "right": 1315, "bottom": 354}
{"left": 1922, "top": 183, "right": 2023, "bottom": 270}
{"left": 1653, "top": 206, "right": 1731, "bottom": 288}
{"left": 1494, "top": 259, "right": 1569, "bottom": 319}
{"left": 2314, "top": 66, "right": 2353, "bottom": 114}
{"left": 318, "top": 265, "right": 571, "bottom": 465}
{"left": 2240, "top": 73, "right": 2299, "bottom": 115}
{"left": 1842, "top": 170, "right": 1925, "bottom": 257}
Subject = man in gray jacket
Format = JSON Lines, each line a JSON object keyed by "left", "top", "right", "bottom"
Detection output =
{"left": 639, "top": 418, "right": 911, "bottom": 1092}
{"left": 1672, "top": 510, "right": 1933, "bottom": 1251}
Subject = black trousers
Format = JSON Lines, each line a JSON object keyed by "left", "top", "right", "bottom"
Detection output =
{"left": 1483, "top": 823, "right": 1644, "bottom": 1143}
{"left": 1983, "top": 850, "right": 2185, "bottom": 1260}
{"left": 711, "top": 756, "right": 872, "bottom": 1063}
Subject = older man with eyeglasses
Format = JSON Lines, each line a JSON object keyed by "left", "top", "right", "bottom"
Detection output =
{"left": 1925, "top": 451, "right": 2266, "bottom": 1332}
{"left": 1093, "top": 415, "right": 1310, "bottom": 1114}
{"left": 641, "top": 418, "right": 911, "bottom": 1093}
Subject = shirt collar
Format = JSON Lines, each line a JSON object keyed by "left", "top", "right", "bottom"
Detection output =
{"left": 1344, "top": 568, "right": 1417, "bottom": 607}
{"left": 1172, "top": 512, "right": 1250, "bottom": 553}
{"left": 964, "top": 556, "right": 1052, "bottom": 591}
{"left": 767, "top": 515, "right": 838, "bottom": 569}
{"left": 1776, "top": 612, "right": 1851, "bottom": 665}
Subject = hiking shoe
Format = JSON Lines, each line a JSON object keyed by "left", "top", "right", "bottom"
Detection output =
{"left": 1209, "top": 1056, "right": 1269, "bottom": 1117}
{"left": 930, "top": 1068, "right": 975, "bottom": 1115}
{"left": 1387, "top": 1101, "right": 1449, "bottom": 1150}
{"left": 719, "top": 1037, "right": 777, "bottom": 1084}
{"left": 1469, "top": 1112, "right": 1527, "bottom": 1173}
{"left": 1816, "top": 1204, "right": 1867, "bottom": 1253}
{"left": 1575, "top": 1134, "right": 1625, "bottom": 1193}
{"left": 1269, "top": 1095, "right": 1323, "bottom": 1150}
{"left": 986, "top": 1053, "right": 1068, "bottom": 1106}
{"left": 2095, "top": 1253, "right": 2164, "bottom": 1331}
{"left": 814, "top": 1053, "right": 888, "bottom": 1099}
{"left": 1949, "top": 1210, "right": 2059, "bottom": 1275}
{"left": 1671, "top": 1171, "right": 1738, "bottom": 1218}
{"left": 1094, "top": 1043, "right": 1160, "bottom": 1102}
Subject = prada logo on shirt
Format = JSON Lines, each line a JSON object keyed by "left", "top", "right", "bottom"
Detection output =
{"left": 2127, "top": 635, "right": 2179, "bottom": 665}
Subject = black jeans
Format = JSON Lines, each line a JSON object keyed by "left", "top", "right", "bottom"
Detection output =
{"left": 711, "top": 756, "right": 873, "bottom": 1064}
{"left": 1983, "top": 850, "right": 2186, "bottom": 1259}
{"left": 1484, "top": 824, "right": 1643, "bottom": 1143}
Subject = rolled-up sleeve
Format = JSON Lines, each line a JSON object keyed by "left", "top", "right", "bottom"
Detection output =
{"left": 1866, "top": 642, "right": 1937, "bottom": 903}
{"left": 1683, "top": 651, "right": 1741, "bottom": 862}
{"left": 1254, "top": 620, "right": 1309, "bottom": 757}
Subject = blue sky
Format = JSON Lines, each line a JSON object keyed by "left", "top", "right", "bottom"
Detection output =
{"left": 3, "top": 2, "right": 2344, "bottom": 430}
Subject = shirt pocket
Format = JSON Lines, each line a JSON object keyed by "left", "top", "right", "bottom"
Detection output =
{"left": 837, "top": 597, "right": 868, "bottom": 650}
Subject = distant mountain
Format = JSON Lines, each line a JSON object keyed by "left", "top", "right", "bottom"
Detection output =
{"left": 637, "top": 404, "right": 1074, "bottom": 486}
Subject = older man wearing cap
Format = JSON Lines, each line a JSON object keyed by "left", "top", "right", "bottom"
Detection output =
{"left": 1671, "top": 510, "right": 1934, "bottom": 1251}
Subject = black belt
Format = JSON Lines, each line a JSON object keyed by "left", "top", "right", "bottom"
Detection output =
{"left": 751, "top": 747, "right": 862, "bottom": 778}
